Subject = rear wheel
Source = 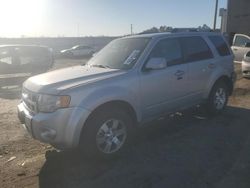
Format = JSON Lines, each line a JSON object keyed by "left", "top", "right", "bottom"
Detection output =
{"left": 79, "top": 108, "right": 133, "bottom": 159}
{"left": 206, "top": 81, "right": 229, "bottom": 115}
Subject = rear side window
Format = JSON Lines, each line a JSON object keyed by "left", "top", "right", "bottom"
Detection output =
{"left": 208, "top": 36, "right": 231, "bottom": 56}
{"left": 181, "top": 36, "right": 213, "bottom": 63}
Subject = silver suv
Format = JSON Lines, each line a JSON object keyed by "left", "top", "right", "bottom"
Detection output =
{"left": 18, "top": 32, "right": 235, "bottom": 158}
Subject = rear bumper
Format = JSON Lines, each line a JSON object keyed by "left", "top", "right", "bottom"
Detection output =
{"left": 17, "top": 102, "right": 91, "bottom": 150}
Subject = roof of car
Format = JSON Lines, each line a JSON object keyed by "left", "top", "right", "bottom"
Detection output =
{"left": 123, "top": 32, "right": 223, "bottom": 40}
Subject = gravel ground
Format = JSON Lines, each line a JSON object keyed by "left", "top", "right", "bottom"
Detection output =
{"left": 0, "top": 62, "right": 250, "bottom": 188}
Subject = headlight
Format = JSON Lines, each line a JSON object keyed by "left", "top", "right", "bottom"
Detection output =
{"left": 37, "top": 94, "right": 71, "bottom": 113}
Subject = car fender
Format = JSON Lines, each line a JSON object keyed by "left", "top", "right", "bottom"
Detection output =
{"left": 203, "top": 67, "right": 231, "bottom": 99}
{"left": 78, "top": 85, "right": 142, "bottom": 122}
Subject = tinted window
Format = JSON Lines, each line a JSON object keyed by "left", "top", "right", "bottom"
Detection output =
{"left": 181, "top": 36, "right": 213, "bottom": 63}
{"left": 15, "top": 47, "right": 49, "bottom": 65}
{"left": 234, "top": 35, "right": 250, "bottom": 47}
{"left": 209, "top": 36, "right": 231, "bottom": 56}
{"left": 150, "top": 38, "right": 182, "bottom": 66}
{"left": 0, "top": 48, "right": 12, "bottom": 65}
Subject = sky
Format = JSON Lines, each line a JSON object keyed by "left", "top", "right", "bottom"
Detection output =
{"left": 0, "top": 0, "right": 227, "bottom": 37}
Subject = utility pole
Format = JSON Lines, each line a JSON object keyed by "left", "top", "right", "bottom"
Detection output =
{"left": 130, "top": 24, "right": 133, "bottom": 35}
{"left": 213, "top": 0, "right": 219, "bottom": 30}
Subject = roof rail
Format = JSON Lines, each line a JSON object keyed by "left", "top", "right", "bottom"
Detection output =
{"left": 171, "top": 28, "right": 213, "bottom": 33}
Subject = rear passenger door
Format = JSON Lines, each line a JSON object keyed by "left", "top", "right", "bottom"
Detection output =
{"left": 180, "top": 36, "right": 214, "bottom": 101}
{"left": 208, "top": 35, "right": 233, "bottom": 69}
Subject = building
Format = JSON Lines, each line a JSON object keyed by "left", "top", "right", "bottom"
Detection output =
{"left": 227, "top": 0, "right": 250, "bottom": 36}
{"left": 219, "top": 8, "right": 228, "bottom": 34}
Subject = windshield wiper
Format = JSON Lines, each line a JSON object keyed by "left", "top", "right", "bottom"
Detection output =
{"left": 91, "top": 64, "right": 111, "bottom": 69}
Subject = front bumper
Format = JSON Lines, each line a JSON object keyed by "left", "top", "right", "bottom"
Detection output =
{"left": 17, "top": 102, "right": 91, "bottom": 150}
{"left": 242, "top": 61, "right": 250, "bottom": 77}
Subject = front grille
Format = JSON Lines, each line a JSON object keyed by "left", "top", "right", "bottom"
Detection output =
{"left": 22, "top": 88, "right": 39, "bottom": 114}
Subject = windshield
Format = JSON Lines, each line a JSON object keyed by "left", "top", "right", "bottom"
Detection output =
{"left": 87, "top": 38, "right": 150, "bottom": 70}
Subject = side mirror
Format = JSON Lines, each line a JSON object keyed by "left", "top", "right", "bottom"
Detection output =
{"left": 245, "top": 42, "right": 250, "bottom": 48}
{"left": 243, "top": 51, "right": 250, "bottom": 62}
{"left": 145, "top": 57, "right": 167, "bottom": 70}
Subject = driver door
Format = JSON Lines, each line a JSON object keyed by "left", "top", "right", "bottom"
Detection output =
{"left": 139, "top": 37, "right": 188, "bottom": 121}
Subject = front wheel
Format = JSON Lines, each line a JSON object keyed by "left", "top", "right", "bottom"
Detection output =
{"left": 206, "top": 81, "right": 229, "bottom": 115}
{"left": 79, "top": 108, "right": 133, "bottom": 159}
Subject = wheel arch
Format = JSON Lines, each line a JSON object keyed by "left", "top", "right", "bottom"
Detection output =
{"left": 88, "top": 100, "right": 137, "bottom": 123}
{"left": 212, "top": 76, "right": 234, "bottom": 95}
{"left": 79, "top": 100, "right": 138, "bottom": 145}
{"left": 205, "top": 74, "right": 233, "bottom": 99}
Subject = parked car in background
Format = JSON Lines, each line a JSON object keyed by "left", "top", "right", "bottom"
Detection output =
{"left": 60, "top": 45, "right": 95, "bottom": 58}
{"left": 18, "top": 32, "right": 235, "bottom": 159}
{"left": 0, "top": 45, "right": 54, "bottom": 88}
{"left": 231, "top": 34, "right": 250, "bottom": 63}
{"left": 242, "top": 51, "right": 250, "bottom": 78}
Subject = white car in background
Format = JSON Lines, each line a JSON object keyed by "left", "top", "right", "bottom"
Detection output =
{"left": 231, "top": 34, "right": 250, "bottom": 63}
{"left": 60, "top": 45, "right": 95, "bottom": 57}
{"left": 242, "top": 51, "right": 250, "bottom": 78}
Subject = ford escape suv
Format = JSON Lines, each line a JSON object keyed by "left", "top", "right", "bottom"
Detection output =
{"left": 18, "top": 32, "right": 235, "bottom": 158}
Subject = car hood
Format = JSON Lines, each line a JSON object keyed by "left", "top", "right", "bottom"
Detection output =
{"left": 23, "top": 65, "right": 126, "bottom": 94}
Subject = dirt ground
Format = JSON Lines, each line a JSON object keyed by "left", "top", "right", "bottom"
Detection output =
{"left": 0, "top": 61, "right": 250, "bottom": 188}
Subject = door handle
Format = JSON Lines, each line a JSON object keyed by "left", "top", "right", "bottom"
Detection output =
{"left": 232, "top": 48, "right": 238, "bottom": 51}
{"left": 174, "top": 70, "right": 185, "bottom": 77}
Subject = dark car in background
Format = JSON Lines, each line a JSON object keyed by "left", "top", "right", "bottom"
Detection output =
{"left": 0, "top": 45, "right": 54, "bottom": 88}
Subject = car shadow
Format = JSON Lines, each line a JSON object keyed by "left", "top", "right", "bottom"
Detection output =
{"left": 39, "top": 106, "right": 250, "bottom": 188}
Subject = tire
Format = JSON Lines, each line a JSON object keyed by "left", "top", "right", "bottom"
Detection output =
{"left": 206, "top": 81, "right": 229, "bottom": 115}
{"left": 79, "top": 108, "right": 133, "bottom": 159}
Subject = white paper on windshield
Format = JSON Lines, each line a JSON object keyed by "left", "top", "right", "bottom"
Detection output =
{"left": 123, "top": 50, "right": 140, "bottom": 65}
